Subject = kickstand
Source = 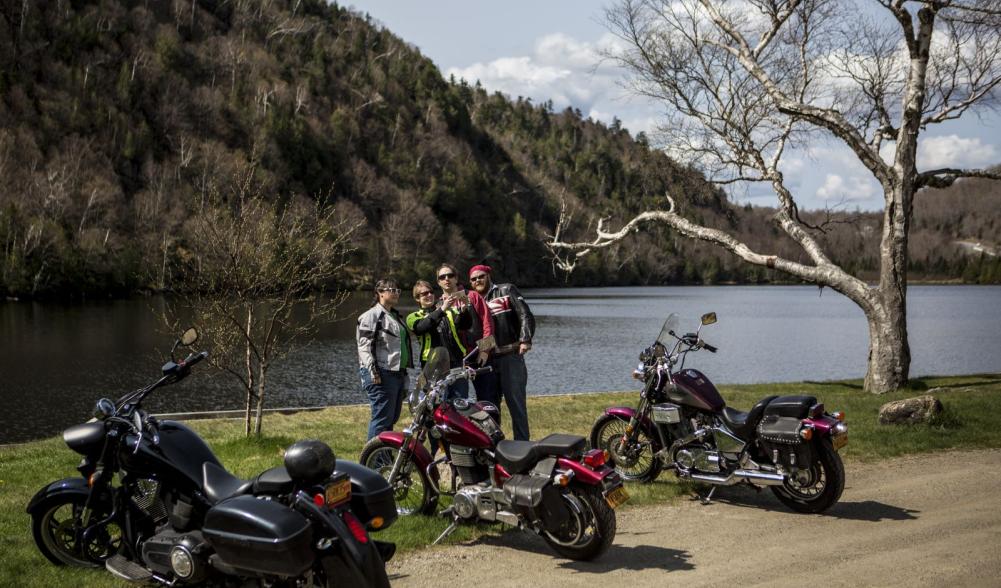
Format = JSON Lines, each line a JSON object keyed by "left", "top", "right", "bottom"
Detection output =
{"left": 433, "top": 515, "right": 460, "bottom": 545}
{"left": 698, "top": 486, "right": 716, "bottom": 505}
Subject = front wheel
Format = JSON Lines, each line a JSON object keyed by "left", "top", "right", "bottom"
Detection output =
{"left": 541, "top": 485, "right": 617, "bottom": 561}
{"left": 770, "top": 440, "right": 845, "bottom": 514}
{"left": 360, "top": 438, "right": 437, "bottom": 516}
{"left": 590, "top": 413, "right": 662, "bottom": 483}
{"left": 31, "top": 494, "right": 122, "bottom": 567}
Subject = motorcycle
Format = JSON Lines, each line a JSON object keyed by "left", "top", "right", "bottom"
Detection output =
{"left": 359, "top": 346, "right": 628, "bottom": 561}
{"left": 590, "top": 312, "right": 849, "bottom": 513}
{"left": 27, "top": 327, "right": 398, "bottom": 587}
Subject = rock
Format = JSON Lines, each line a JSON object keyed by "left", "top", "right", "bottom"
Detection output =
{"left": 878, "top": 395, "right": 943, "bottom": 425}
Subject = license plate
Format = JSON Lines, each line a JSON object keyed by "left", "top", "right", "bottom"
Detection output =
{"left": 325, "top": 478, "right": 352, "bottom": 507}
{"left": 832, "top": 433, "right": 848, "bottom": 451}
{"left": 605, "top": 486, "right": 630, "bottom": 509}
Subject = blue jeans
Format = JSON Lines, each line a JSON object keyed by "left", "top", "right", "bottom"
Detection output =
{"left": 361, "top": 367, "right": 408, "bottom": 440}
{"left": 494, "top": 353, "right": 529, "bottom": 441}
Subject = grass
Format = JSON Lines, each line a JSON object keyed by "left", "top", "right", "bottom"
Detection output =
{"left": 2, "top": 373, "right": 1000, "bottom": 586}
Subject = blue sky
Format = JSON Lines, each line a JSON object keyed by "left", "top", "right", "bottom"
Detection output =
{"left": 344, "top": 1, "right": 1000, "bottom": 212}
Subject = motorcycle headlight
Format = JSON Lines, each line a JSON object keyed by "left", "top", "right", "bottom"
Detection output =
{"left": 170, "top": 545, "right": 195, "bottom": 579}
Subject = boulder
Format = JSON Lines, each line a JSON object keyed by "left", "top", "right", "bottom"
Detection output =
{"left": 878, "top": 395, "right": 943, "bottom": 425}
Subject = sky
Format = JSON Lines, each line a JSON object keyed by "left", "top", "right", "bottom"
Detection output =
{"left": 343, "top": 1, "right": 1000, "bottom": 212}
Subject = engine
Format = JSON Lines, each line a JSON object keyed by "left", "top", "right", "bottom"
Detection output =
{"left": 675, "top": 445, "right": 722, "bottom": 473}
{"left": 141, "top": 528, "right": 210, "bottom": 584}
{"left": 670, "top": 422, "right": 746, "bottom": 475}
{"left": 449, "top": 445, "right": 489, "bottom": 484}
{"left": 452, "top": 484, "right": 496, "bottom": 521}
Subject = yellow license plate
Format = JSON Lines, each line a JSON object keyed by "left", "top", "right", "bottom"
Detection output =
{"left": 605, "top": 486, "right": 630, "bottom": 509}
{"left": 325, "top": 479, "right": 352, "bottom": 507}
{"left": 832, "top": 433, "right": 848, "bottom": 451}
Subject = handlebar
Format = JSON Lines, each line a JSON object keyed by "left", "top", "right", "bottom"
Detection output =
{"left": 181, "top": 350, "right": 209, "bottom": 368}
{"left": 702, "top": 343, "right": 718, "bottom": 353}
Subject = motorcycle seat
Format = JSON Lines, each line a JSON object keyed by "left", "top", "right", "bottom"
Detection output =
{"left": 202, "top": 462, "right": 254, "bottom": 504}
{"left": 763, "top": 395, "right": 818, "bottom": 419}
{"left": 496, "top": 433, "right": 587, "bottom": 474}
{"left": 254, "top": 466, "right": 295, "bottom": 495}
{"left": 720, "top": 395, "right": 778, "bottom": 440}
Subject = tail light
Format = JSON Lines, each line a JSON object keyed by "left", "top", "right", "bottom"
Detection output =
{"left": 583, "top": 449, "right": 608, "bottom": 468}
{"left": 832, "top": 411, "right": 845, "bottom": 422}
{"left": 799, "top": 426, "right": 814, "bottom": 441}
{"left": 342, "top": 511, "right": 369, "bottom": 544}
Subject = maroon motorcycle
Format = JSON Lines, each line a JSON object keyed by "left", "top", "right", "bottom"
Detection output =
{"left": 590, "top": 312, "right": 848, "bottom": 513}
{"left": 360, "top": 347, "right": 627, "bottom": 561}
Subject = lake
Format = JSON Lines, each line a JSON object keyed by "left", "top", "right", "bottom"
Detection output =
{"left": 1, "top": 285, "right": 999, "bottom": 444}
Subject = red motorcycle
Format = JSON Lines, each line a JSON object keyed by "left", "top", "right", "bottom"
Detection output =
{"left": 590, "top": 312, "right": 848, "bottom": 513}
{"left": 360, "top": 347, "right": 627, "bottom": 561}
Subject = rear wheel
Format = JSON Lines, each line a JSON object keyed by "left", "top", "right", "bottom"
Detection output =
{"left": 360, "top": 438, "right": 437, "bottom": 516}
{"left": 541, "top": 485, "right": 617, "bottom": 561}
{"left": 770, "top": 440, "right": 845, "bottom": 514}
{"left": 31, "top": 494, "right": 122, "bottom": 567}
{"left": 314, "top": 541, "right": 390, "bottom": 588}
{"left": 590, "top": 413, "right": 662, "bottom": 483}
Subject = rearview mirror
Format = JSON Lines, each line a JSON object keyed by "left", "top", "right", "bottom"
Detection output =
{"left": 701, "top": 312, "right": 717, "bottom": 326}
{"left": 180, "top": 327, "right": 199, "bottom": 346}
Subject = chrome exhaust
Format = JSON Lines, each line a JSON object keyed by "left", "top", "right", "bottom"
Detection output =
{"left": 688, "top": 469, "right": 785, "bottom": 486}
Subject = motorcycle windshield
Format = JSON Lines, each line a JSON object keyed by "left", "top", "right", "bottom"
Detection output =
{"left": 657, "top": 313, "right": 680, "bottom": 346}
{"left": 424, "top": 347, "right": 450, "bottom": 383}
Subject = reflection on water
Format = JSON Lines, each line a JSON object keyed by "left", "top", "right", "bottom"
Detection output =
{"left": 2, "top": 285, "right": 999, "bottom": 443}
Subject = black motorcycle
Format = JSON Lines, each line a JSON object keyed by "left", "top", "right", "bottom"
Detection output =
{"left": 590, "top": 312, "right": 848, "bottom": 513}
{"left": 27, "top": 328, "right": 397, "bottom": 587}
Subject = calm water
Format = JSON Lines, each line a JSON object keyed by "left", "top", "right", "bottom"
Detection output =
{"left": 2, "top": 286, "right": 999, "bottom": 443}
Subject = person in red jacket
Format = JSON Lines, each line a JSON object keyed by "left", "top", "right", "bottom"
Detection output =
{"left": 436, "top": 263, "right": 497, "bottom": 403}
{"left": 468, "top": 264, "right": 535, "bottom": 441}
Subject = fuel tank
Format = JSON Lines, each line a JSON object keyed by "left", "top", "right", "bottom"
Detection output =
{"left": 434, "top": 404, "right": 493, "bottom": 449}
{"left": 670, "top": 369, "right": 725, "bottom": 412}
{"left": 122, "top": 420, "right": 223, "bottom": 488}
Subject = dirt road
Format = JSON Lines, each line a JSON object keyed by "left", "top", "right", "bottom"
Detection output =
{"left": 387, "top": 449, "right": 1001, "bottom": 587}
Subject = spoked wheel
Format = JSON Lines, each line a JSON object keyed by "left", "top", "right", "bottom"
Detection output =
{"left": 590, "top": 413, "right": 662, "bottom": 483}
{"left": 360, "top": 438, "right": 438, "bottom": 516}
{"left": 32, "top": 495, "right": 122, "bottom": 567}
{"left": 542, "top": 485, "right": 617, "bottom": 561}
{"left": 770, "top": 440, "right": 845, "bottom": 514}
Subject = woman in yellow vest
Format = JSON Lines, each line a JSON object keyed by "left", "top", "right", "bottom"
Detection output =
{"left": 406, "top": 280, "right": 473, "bottom": 399}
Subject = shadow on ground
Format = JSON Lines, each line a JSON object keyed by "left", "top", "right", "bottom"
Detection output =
{"left": 468, "top": 528, "right": 694, "bottom": 574}
{"left": 691, "top": 486, "right": 919, "bottom": 522}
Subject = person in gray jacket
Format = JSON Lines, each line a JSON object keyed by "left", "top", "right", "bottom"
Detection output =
{"left": 356, "top": 278, "right": 413, "bottom": 439}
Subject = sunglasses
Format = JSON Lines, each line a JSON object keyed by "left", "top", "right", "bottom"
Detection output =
{"left": 379, "top": 288, "right": 401, "bottom": 294}
{"left": 437, "top": 272, "right": 456, "bottom": 280}
{"left": 469, "top": 274, "right": 489, "bottom": 282}
{"left": 416, "top": 291, "right": 434, "bottom": 298}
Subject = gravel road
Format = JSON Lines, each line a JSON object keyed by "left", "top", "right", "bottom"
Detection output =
{"left": 386, "top": 449, "right": 1001, "bottom": 587}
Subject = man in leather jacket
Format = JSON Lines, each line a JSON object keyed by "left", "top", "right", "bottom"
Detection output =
{"left": 468, "top": 265, "right": 535, "bottom": 441}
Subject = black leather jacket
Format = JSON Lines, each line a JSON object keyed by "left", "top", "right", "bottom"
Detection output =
{"left": 484, "top": 283, "right": 535, "bottom": 354}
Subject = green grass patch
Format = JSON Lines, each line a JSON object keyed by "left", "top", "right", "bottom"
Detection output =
{"left": 2, "top": 373, "right": 1000, "bottom": 586}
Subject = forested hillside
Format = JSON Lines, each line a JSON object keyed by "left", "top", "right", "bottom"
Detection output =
{"left": 0, "top": 0, "right": 997, "bottom": 299}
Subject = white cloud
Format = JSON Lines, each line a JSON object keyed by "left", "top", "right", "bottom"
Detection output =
{"left": 815, "top": 173, "right": 878, "bottom": 202}
{"left": 446, "top": 33, "right": 631, "bottom": 119}
{"left": 917, "top": 135, "right": 999, "bottom": 170}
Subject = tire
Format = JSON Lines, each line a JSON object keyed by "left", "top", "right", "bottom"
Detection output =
{"left": 541, "top": 485, "right": 617, "bottom": 561}
{"left": 590, "top": 413, "right": 662, "bottom": 483}
{"left": 359, "top": 437, "right": 438, "bottom": 516}
{"left": 31, "top": 494, "right": 122, "bottom": 567}
{"left": 315, "top": 541, "right": 391, "bottom": 588}
{"left": 770, "top": 440, "right": 845, "bottom": 514}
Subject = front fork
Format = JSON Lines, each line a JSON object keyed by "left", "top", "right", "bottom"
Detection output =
{"left": 617, "top": 397, "right": 649, "bottom": 455}
{"left": 387, "top": 427, "right": 425, "bottom": 487}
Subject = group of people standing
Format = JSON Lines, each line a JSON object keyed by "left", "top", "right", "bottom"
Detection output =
{"left": 355, "top": 264, "right": 536, "bottom": 441}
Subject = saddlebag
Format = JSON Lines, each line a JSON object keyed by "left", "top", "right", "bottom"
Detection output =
{"left": 203, "top": 495, "right": 313, "bottom": 577}
{"left": 502, "top": 474, "right": 571, "bottom": 529}
{"left": 756, "top": 415, "right": 815, "bottom": 470}
{"left": 334, "top": 460, "right": 398, "bottom": 531}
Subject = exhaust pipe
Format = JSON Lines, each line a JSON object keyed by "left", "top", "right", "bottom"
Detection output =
{"left": 688, "top": 469, "right": 785, "bottom": 487}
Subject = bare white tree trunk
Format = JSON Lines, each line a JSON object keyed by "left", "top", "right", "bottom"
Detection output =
{"left": 244, "top": 306, "right": 255, "bottom": 437}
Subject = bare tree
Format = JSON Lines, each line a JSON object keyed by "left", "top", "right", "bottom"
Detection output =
{"left": 548, "top": 0, "right": 1001, "bottom": 393}
{"left": 167, "top": 165, "right": 356, "bottom": 435}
